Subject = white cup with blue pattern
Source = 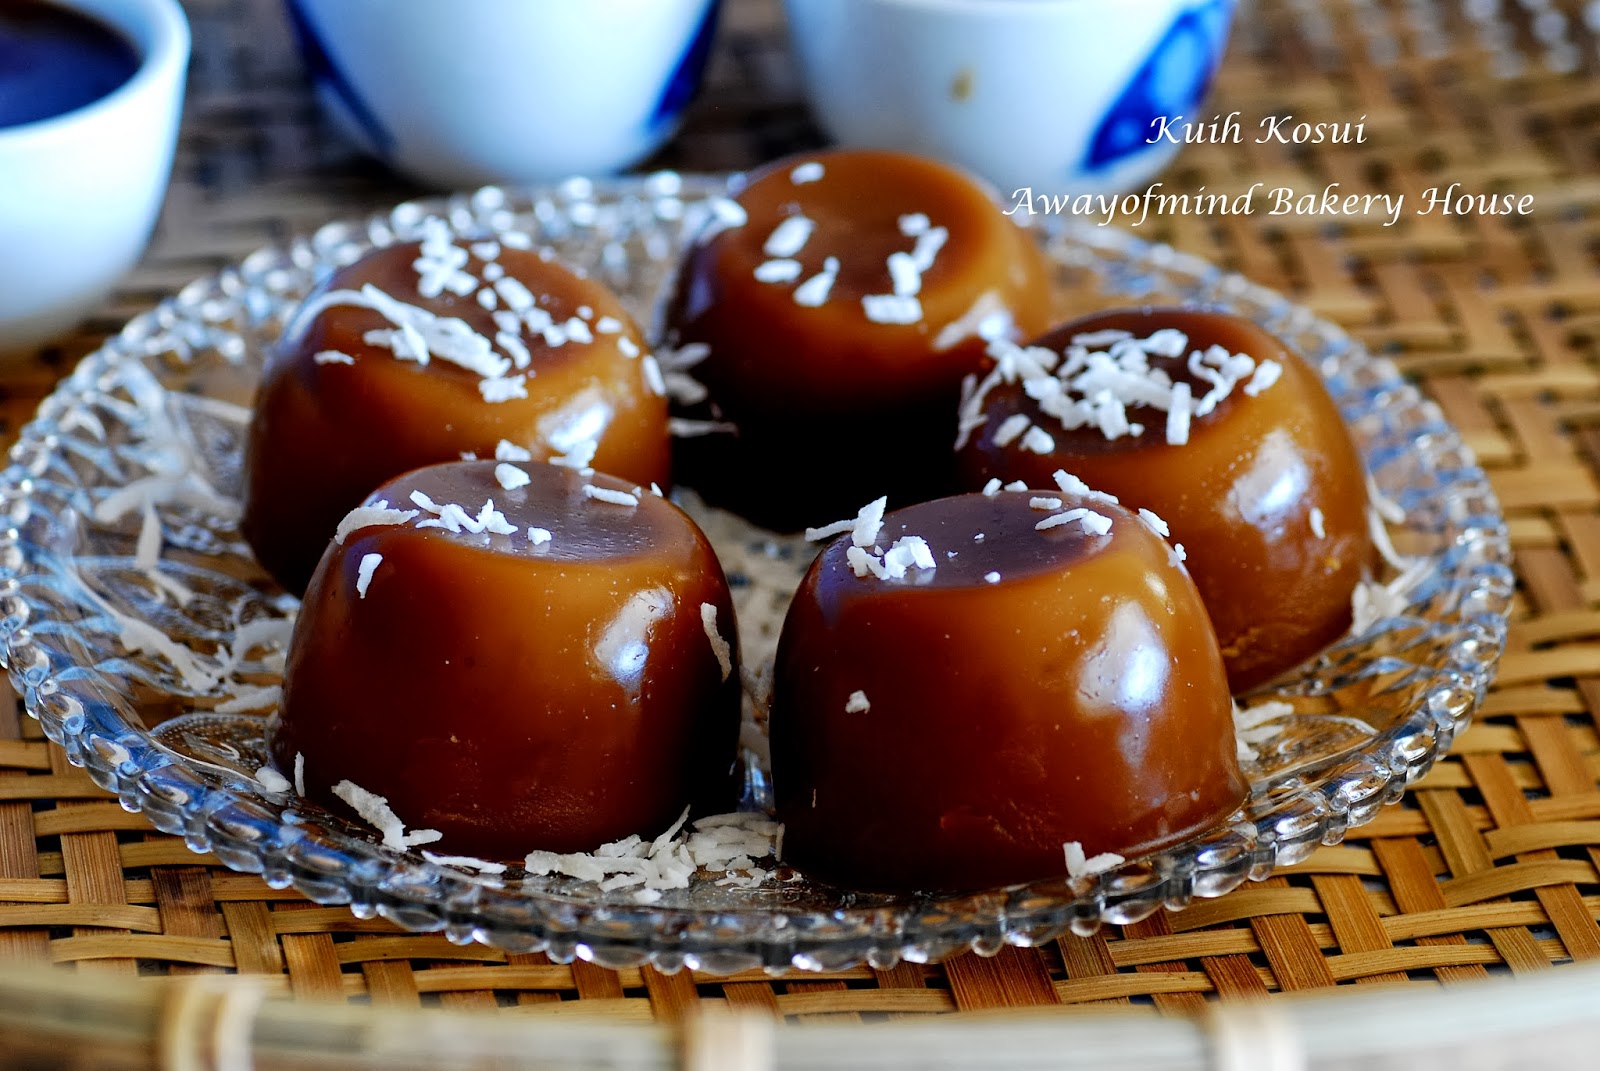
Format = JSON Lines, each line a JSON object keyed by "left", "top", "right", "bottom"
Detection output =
{"left": 283, "top": 0, "right": 721, "bottom": 189}
{"left": 0, "top": 0, "right": 189, "bottom": 354}
{"left": 783, "top": 0, "right": 1236, "bottom": 199}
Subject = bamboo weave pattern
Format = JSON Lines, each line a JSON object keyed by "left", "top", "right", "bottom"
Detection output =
{"left": 1, "top": 0, "right": 1599, "bottom": 1020}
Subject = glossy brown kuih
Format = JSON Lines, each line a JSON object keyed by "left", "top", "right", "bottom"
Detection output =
{"left": 242, "top": 235, "right": 669, "bottom": 594}
{"left": 270, "top": 460, "right": 741, "bottom": 861}
{"left": 955, "top": 308, "right": 1373, "bottom": 691}
{"left": 770, "top": 489, "right": 1246, "bottom": 894}
{"left": 664, "top": 148, "right": 1053, "bottom": 531}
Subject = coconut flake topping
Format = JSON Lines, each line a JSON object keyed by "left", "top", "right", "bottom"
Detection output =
{"left": 804, "top": 496, "right": 889, "bottom": 548}
{"left": 793, "top": 257, "right": 840, "bottom": 307}
{"left": 1137, "top": 508, "right": 1171, "bottom": 538}
{"left": 655, "top": 341, "right": 711, "bottom": 405}
{"left": 763, "top": 215, "right": 815, "bottom": 259}
{"left": 641, "top": 354, "right": 667, "bottom": 397}
{"left": 409, "top": 492, "right": 518, "bottom": 536}
{"left": 495, "top": 463, "right": 531, "bottom": 491}
{"left": 335, "top": 500, "right": 421, "bottom": 544}
{"left": 355, "top": 553, "right": 382, "bottom": 599}
{"left": 755, "top": 258, "right": 803, "bottom": 284}
{"left": 861, "top": 294, "right": 923, "bottom": 325}
{"left": 1020, "top": 426, "right": 1056, "bottom": 454}
{"left": 284, "top": 217, "right": 602, "bottom": 406}
{"left": 992, "top": 414, "right": 1032, "bottom": 448}
{"left": 958, "top": 328, "right": 1281, "bottom": 451}
{"left": 583, "top": 485, "right": 639, "bottom": 508}
{"left": 700, "top": 603, "right": 733, "bottom": 682}
{"left": 479, "top": 375, "right": 528, "bottom": 403}
{"left": 1036, "top": 507, "right": 1114, "bottom": 536}
{"left": 1052, "top": 470, "right": 1120, "bottom": 506}
{"left": 809, "top": 499, "right": 939, "bottom": 581}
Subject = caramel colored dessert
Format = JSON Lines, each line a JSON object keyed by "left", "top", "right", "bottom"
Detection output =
{"left": 243, "top": 226, "right": 669, "bottom": 593}
{"left": 954, "top": 308, "right": 1372, "bottom": 691}
{"left": 664, "top": 148, "right": 1053, "bottom": 530}
{"left": 271, "top": 460, "right": 741, "bottom": 860}
{"left": 770, "top": 488, "right": 1245, "bottom": 893}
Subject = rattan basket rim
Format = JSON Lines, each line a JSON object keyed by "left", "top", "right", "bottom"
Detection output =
{"left": 2, "top": 959, "right": 1598, "bottom": 1069}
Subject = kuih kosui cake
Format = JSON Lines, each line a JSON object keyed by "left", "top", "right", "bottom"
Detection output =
{"left": 663, "top": 148, "right": 1054, "bottom": 530}
{"left": 954, "top": 308, "right": 1372, "bottom": 690}
{"left": 769, "top": 482, "right": 1246, "bottom": 893}
{"left": 242, "top": 222, "right": 670, "bottom": 594}
{"left": 270, "top": 459, "right": 741, "bottom": 860}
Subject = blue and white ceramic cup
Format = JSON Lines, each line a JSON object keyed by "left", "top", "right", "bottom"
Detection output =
{"left": 283, "top": 0, "right": 721, "bottom": 189}
{"left": 783, "top": 0, "right": 1236, "bottom": 198}
{"left": 0, "top": 0, "right": 188, "bottom": 354}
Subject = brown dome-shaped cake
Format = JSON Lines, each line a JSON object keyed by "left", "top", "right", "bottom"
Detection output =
{"left": 271, "top": 460, "right": 741, "bottom": 860}
{"left": 769, "top": 483, "right": 1245, "bottom": 893}
{"left": 243, "top": 222, "right": 669, "bottom": 593}
{"left": 954, "top": 307, "right": 1372, "bottom": 691}
{"left": 663, "top": 148, "right": 1054, "bottom": 530}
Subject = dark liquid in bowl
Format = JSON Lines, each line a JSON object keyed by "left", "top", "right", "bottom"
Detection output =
{"left": 0, "top": 0, "right": 139, "bottom": 128}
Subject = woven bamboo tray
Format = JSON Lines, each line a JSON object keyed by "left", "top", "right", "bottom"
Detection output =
{"left": 3, "top": 0, "right": 1600, "bottom": 1064}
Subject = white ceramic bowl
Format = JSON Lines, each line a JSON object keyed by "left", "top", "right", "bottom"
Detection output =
{"left": 783, "top": 0, "right": 1236, "bottom": 199}
{"left": 0, "top": 0, "right": 189, "bottom": 355}
{"left": 283, "top": 0, "right": 722, "bottom": 189}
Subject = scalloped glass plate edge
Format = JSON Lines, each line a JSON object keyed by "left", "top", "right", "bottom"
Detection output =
{"left": 0, "top": 173, "right": 1514, "bottom": 975}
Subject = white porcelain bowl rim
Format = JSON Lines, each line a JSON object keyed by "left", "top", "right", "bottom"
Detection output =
{"left": 870, "top": 0, "right": 1199, "bottom": 12}
{"left": 0, "top": 0, "right": 190, "bottom": 142}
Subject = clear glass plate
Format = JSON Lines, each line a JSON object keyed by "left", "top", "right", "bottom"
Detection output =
{"left": 0, "top": 175, "right": 1514, "bottom": 974}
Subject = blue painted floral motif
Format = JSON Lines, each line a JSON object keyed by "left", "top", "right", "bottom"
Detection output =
{"left": 283, "top": 0, "right": 394, "bottom": 155}
{"left": 651, "top": 0, "right": 721, "bottom": 130}
{"left": 1083, "top": 0, "right": 1235, "bottom": 172}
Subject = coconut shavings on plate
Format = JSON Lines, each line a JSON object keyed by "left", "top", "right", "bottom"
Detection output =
{"left": 422, "top": 851, "right": 508, "bottom": 876}
{"left": 254, "top": 765, "right": 291, "bottom": 793}
{"left": 1063, "top": 841, "right": 1125, "bottom": 880}
{"left": 524, "top": 808, "right": 783, "bottom": 902}
{"left": 332, "top": 779, "right": 442, "bottom": 851}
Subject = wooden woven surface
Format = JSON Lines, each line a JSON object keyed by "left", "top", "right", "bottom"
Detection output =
{"left": 3, "top": 0, "right": 1600, "bottom": 1021}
